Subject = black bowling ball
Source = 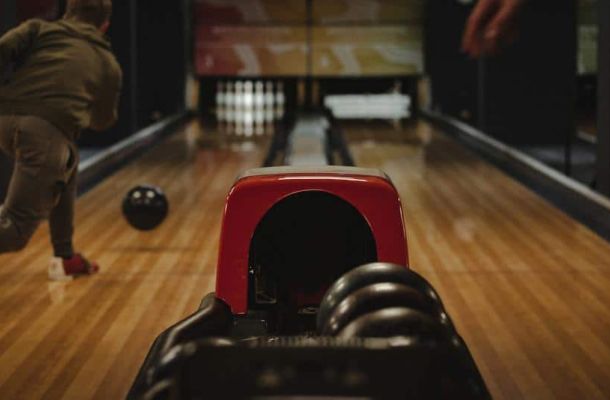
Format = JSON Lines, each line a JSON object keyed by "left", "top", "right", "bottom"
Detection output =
{"left": 122, "top": 185, "right": 169, "bottom": 231}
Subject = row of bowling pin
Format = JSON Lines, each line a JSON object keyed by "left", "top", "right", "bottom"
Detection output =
{"left": 216, "top": 80, "right": 286, "bottom": 124}
{"left": 218, "top": 111, "right": 275, "bottom": 137}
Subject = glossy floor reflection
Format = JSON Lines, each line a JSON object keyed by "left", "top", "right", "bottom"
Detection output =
{"left": 0, "top": 118, "right": 609, "bottom": 399}
{"left": 345, "top": 119, "right": 610, "bottom": 400}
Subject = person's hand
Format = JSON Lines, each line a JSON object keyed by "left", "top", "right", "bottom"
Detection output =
{"left": 462, "top": 0, "right": 526, "bottom": 58}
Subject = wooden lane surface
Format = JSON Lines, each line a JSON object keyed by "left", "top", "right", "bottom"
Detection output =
{"left": 343, "top": 119, "right": 610, "bottom": 400}
{"left": 0, "top": 120, "right": 269, "bottom": 399}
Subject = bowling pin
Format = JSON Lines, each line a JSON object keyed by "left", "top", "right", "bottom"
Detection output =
{"left": 275, "top": 80, "right": 285, "bottom": 120}
{"left": 225, "top": 82, "right": 234, "bottom": 109}
{"left": 265, "top": 81, "right": 275, "bottom": 110}
{"left": 244, "top": 80, "right": 254, "bottom": 109}
{"left": 255, "top": 121, "right": 265, "bottom": 136}
{"left": 235, "top": 81, "right": 244, "bottom": 109}
{"left": 244, "top": 105, "right": 254, "bottom": 138}
{"left": 254, "top": 81, "right": 265, "bottom": 136}
{"left": 265, "top": 107, "right": 275, "bottom": 123}
{"left": 225, "top": 82, "right": 234, "bottom": 115}
{"left": 244, "top": 120, "right": 254, "bottom": 137}
{"left": 255, "top": 81, "right": 265, "bottom": 109}
{"left": 225, "top": 82, "right": 235, "bottom": 135}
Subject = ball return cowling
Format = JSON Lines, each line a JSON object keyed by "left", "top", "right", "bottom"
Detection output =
{"left": 129, "top": 167, "right": 490, "bottom": 400}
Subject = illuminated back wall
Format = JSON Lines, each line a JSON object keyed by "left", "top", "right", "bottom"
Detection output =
{"left": 195, "top": 0, "right": 424, "bottom": 77}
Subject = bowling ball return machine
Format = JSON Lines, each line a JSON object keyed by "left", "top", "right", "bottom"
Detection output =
{"left": 129, "top": 167, "right": 490, "bottom": 399}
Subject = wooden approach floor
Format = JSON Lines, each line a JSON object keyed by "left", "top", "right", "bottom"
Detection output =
{"left": 0, "top": 121, "right": 270, "bottom": 399}
{"left": 0, "top": 118, "right": 609, "bottom": 399}
{"left": 344, "top": 120, "right": 610, "bottom": 400}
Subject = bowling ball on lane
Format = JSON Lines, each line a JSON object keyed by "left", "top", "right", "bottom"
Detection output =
{"left": 122, "top": 185, "right": 169, "bottom": 231}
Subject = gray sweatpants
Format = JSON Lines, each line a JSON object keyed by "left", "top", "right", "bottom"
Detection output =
{"left": 0, "top": 115, "right": 78, "bottom": 256}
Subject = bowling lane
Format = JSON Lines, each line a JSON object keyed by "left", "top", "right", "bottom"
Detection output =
{"left": 0, "top": 119, "right": 270, "bottom": 399}
{"left": 343, "top": 119, "right": 610, "bottom": 400}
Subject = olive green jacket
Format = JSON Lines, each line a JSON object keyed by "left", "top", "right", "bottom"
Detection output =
{"left": 0, "top": 19, "right": 122, "bottom": 141}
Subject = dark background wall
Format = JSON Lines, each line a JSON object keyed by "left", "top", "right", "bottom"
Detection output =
{"left": 74, "top": 0, "right": 187, "bottom": 147}
{"left": 1, "top": 0, "right": 19, "bottom": 202}
{"left": 598, "top": 0, "right": 610, "bottom": 195}
{"left": 426, "top": 0, "right": 577, "bottom": 146}
{"left": 135, "top": 1, "right": 186, "bottom": 129}
{"left": 1, "top": 0, "right": 17, "bottom": 33}
{"left": 482, "top": 0, "right": 577, "bottom": 145}
{"left": 424, "top": 0, "right": 477, "bottom": 123}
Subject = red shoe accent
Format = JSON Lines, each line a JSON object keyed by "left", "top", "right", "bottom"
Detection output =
{"left": 62, "top": 254, "right": 99, "bottom": 276}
